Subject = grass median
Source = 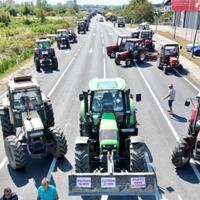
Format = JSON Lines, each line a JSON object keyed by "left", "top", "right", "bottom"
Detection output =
{"left": 155, "top": 30, "right": 200, "bottom": 67}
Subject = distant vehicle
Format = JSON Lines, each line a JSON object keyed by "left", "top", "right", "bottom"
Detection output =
{"left": 77, "top": 21, "right": 87, "bottom": 34}
{"left": 192, "top": 46, "right": 200, "bottom": 56}
{"left": 99, "top": 17, "right": 104, "bottom": 22}
{"left": 55, "top": 29, "right": 70, "bottom": 49}
{"left": 117, "top": 16, "right": 125, "bottom": 27}
{"left": 138, "top": 22, "right": 150, "bottom": 30}
{"left": 186, "top": 43, "right": 200, "bottom": 52}
{"left": 139, "top": 30, "right": 155, "bottom": 51}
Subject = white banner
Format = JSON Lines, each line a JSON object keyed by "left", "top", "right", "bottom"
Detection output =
{"left": 76, "top": 177, "right": 91, "bottom": 188}
{"left": 131, "top": 177, "right": 146, "bottom": 189}
{"left": 101, "top": 177, "right": 116, "bottom": 188}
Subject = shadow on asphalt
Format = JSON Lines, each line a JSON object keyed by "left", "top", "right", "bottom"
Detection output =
{"left": 175, "top": 164, "right": 199, "bottom": 184}
{"left": 40, "top": 65, "right": 60, "bottom": 74}
{"left": 170, "top": 113, "right": 187, "bottom": 123}
{"left": 8, "top": 155, "right": 72, "bottom": 188}
{"left": 120, "top": 62, "right": 153, "bottom": 68}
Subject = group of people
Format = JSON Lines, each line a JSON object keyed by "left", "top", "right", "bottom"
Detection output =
{"left": 1, "top": 178, "right": 59, "bottom": 200}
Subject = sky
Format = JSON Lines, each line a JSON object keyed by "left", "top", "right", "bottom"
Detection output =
{"left": 14, "top": 0, "right": 163, "bottom": 6}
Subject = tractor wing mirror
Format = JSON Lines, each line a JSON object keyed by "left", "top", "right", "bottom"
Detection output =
{"left": 185, "top": 100, "right": 190, "bottom": 107}
{"left": 130, "top": 94, "right": 133, "bottom": 99}
{"left": 136, "top": 93, "right": 142, "bottom": 102}
{"left": 180, "top": 46, "right": 182, "bottom": 49}
{"left": 79, "top": 94, "right": 84, "bottom": 101}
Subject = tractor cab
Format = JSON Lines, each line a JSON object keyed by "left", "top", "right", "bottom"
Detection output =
{"left": 56, "top": 29, "right": 68, "bottom": 37}
{"left": 106, "top": 34, "right": 132, "bottom": 58}
{"left": 139, "top": 30, "right": 154, "bottom": 51}
{"left": 158, "top": 42, "right": 183, "bottom": 74}
{"left": 138, "top": 22, "right": 150, "bottom": 30}
{"left": 36, "top": 38, "right": 51, "bottom": 50}
{"left": 79, "top": 78, "right": 141, "bottom": 138}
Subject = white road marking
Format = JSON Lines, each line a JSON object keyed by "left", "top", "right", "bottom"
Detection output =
{"left": 174, "top": 69, "right": 200, "bottom": 92}
{"left": 74, "top": 52, "right": 77, "bottom": 57}
{"left": 177, "top": 193, "right": 183, "bottom": 200}
{"left": 64, "top": 50, "right": 70, "bottom": 54}
{"left": 102, "top": 47, "right": 105, "bottom": 54}
{"left": 0, "top": 157, "right": 7, "bottom": 171}
{"left": 47, "top": 157, "right": 57, "bottom": 181}
{"left": 136, "top": 63, "right": 200, "bottom": 182}
{"left": 48, "top": 57, "right": 75, "bottom": 97}
{"left": 88, "top": 48, "right": 93, "bottom": 54}
{"left": 103, "top": 58, "right": 106, "bottom": 78}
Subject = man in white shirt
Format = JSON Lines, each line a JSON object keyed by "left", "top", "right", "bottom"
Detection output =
{"left": 163, "top": 84, "right": 176, "bottom": 114}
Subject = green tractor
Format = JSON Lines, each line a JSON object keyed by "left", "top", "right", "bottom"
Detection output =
{"left": 69, "top": 78, "right": 155, "bottom": 196}
{"left": 0, "top": 76, "right": 67, "bottom": 169}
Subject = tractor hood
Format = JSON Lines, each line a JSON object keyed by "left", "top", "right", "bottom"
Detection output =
{"left": 169, "top": 57, "right": 178, "bottom": 65}
{"left": 22, "top": 110, "right": 44, "bottom": 137}
{"left": 106, "top": 44, "right": 117, "bottom": 52}
{"left": 99, "top": 112, "right": 119, "bottom": 151}
{"left": 118, "top": 51, "right": 129, "bottom": 59}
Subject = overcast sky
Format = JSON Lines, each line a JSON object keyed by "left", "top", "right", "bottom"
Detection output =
{"left": 14, "top": 0, "right": 163, "bottom": 5}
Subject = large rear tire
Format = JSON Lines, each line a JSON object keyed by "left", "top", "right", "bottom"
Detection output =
{"left": 129, "top": 142, "right": 147, "bottom": 172}
{"left": 52, "top": 57, "right": 58, "bottom": 70}
{"left": 47, "top": 127, "right": 68, "bottom": 158}
{"left": 171, "top": 140, "right": 192, "bottom": 169}
{"left": 4, "top": 135, "right": 25, "bottom": 169}
{"left": 75, "top": 143, "right": 90, "bottom": 173}
{"left": 115, "top": 57, "right": 121, "bottom": 65}
{"left": 45, "top": 103, "right": 55, "bottom": 127}
{"left": 1, "top": 109, "right": 15, "bottom": 139}
{"left": 110, "top": 52, "right": 116, "bottom": 58}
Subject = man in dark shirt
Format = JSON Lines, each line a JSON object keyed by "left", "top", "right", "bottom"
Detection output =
{"left": 0, "top": 188, "right": 18, "bottom": 200}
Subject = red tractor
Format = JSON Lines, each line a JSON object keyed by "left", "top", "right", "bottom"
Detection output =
{"left": 106, "top": 34, "right": 132, "bottom": 58}
{"left": 172, "top": 93, "right": 200, "bottom": 169}
{"left": 139, "top": 30, "right": 155, "bottom": 52}
{"left": 115, "top": 38, "right": 146, "bottom": 66}
{"left": 158, "top": 42, "right": 183, "bottom": 75}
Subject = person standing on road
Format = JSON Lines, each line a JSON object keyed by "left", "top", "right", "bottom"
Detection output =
{"left": 0, "top": 187, "right": 18, "bottom": 200}
{"left": 163, "top": 84, "right": 176, "bottom": 114}
{"left": 37, "top": 178, "right": 59, "bottom": 200}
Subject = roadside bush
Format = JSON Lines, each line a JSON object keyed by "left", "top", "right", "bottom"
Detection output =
{"left": 0, "top": 12, "right": 11, "bottom": 26}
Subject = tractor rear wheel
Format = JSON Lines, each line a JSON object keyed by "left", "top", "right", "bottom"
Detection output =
{"left": 164, "top": 65, "right": 169, "bottom": 75}
{"left": 35, "top": 58, "right": 40, "bottom": 71}
{"left": 129, "top": 142, "right": 147, "bottom": 172}
{"left": 47, "top": 127, "right": 68, "bottom": 158}
{"left": 178, "top": 64, "right": 183, "bottom": 74}
{"left": 4, "top": 135, "right": 25, "bottom": 169}
{"left": 171, "top": 140, "right": 192, "bottom": 169}
{"left": 1, "top": 109, "right": 15, "bottom": 139}
{"left": 52, "top": 57, "right": 58, "bottom": 70}
{"left": 45, "top": 103, "right": 55, "bottom": 127}
{"left": 75, "top": 143, "right": 90, "bottom": 173}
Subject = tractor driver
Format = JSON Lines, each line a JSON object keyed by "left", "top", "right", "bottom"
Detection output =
{"left": 20, "top": 96, "right": 35, "bottom": 111}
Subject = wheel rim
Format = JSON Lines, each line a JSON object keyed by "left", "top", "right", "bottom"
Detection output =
{"left": 180, "top": 149, "right": 191, "bottom": 165}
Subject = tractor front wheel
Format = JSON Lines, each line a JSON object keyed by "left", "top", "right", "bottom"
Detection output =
{"left": 137, "top": 52, "right": 145, "bottom": 63}
{"left": 4, "top": 135, "right": 25, "bottom": 169}
{"left": 47, "top": 127, "right": 68, "bottom": 158}
{"left": 115, "top": 57, "right": 121, "bottom": 65}
{"left": 75, "top": 143, "right": 90, "bottom": 173}
{"left": 178, "top": 64, "right": 183, "bottom": 74}
{"left": 129, "top": 142, "right": 147, "bottom": 172}
{"left": 110, "top": 52, "right": 116, "bottom": 58}
{"left": 171, "top": 140, "right": 192, "bottom": 169}
{"left": 52, "top": 57, "right": 58, "bottom": 70}
{"left": 35, "top": 58, "right": 41, "bottom": 71}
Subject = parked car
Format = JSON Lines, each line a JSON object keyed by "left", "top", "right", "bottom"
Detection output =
{"left": 186, "top": 43, "right": 200, "bottom": 52}
{"left": 192, "top": 46, "right": 200, "bottom": 56}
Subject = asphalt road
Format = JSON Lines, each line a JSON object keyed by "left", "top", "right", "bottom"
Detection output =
{"left": 0, "top": 15, "right": 200, "bottom": 200}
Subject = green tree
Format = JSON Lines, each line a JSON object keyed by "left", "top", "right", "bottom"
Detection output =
{"left": 124, "top": 0, "right": 154, "bottom": 23}
{"left": 0, "top": 10, "right": 10, "bottom": 26}
{"left": 36, "top": 7, "right": 46, "bottom": 23}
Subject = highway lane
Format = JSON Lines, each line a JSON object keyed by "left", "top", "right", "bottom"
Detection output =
{"left": 0, "top": 15, "right": 200, "bottom": 200}
{"left": 100, "top": 21, "right": 200, "bottom": 199}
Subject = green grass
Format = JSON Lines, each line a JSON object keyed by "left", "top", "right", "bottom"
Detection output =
{"left": 156, "top": 30, "right": 200, "bottom": 67}
{"left": 0, "top": 15, "right": 77, "bottom": 79}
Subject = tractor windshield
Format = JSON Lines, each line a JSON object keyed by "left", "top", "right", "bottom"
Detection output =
{"left": 37, "top": 41, "right": 51, "bottom": 49}
{"left": 141, "top": 31, "right": 152, "bottom": 39}
{"left": 117, "top": 37, "right": 126, "bottom": 48}
{"left": 164, "top": 45, "right": 178, "bottom": 56}
{"left": 57, "top": 31, "right": 67, "bottom": 36}
{"left": 12, "top": 89, "right": 43, "bottom": 110}
{"left": 92, "top": 90, "right": 124, "bottom": 113}
{"left": 138, "top": 24, "right": 149, "bottom": 30}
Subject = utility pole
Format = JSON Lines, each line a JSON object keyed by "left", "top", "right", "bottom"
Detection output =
{"left": 173, "top": 12, "right": 177, "bottom": 39}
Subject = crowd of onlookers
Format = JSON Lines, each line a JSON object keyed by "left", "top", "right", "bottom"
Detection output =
{"left": 1, "top": 177, "right": 59, "bottom": 200}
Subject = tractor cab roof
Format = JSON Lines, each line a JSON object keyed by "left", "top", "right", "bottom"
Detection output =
{"left": 89, "top": 78, "right": 127, "bottom": 91}
{"left": 118, "top": 34, "right": 132, "bottom": 39}
{"left": 36, "top": 38, "right": 51, "bottom": 43}
{"left": 8, "top": 76, "right": 40, "bottom": 92}
{"left": 197, "top": 92, "right": 200, "bottom": 99}
{"left": 56, "top": 29, "right": 67, "bottom": 33}
{"left": 126, "top": 38, "right": 143, "bottom": 43}
{"left": 160, "top": 41, "right": 179, "bottom": 47}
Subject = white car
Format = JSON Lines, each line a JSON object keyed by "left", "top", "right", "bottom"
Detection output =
{"left": 186, "top": 43, "right": 200, "bottom": 52}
